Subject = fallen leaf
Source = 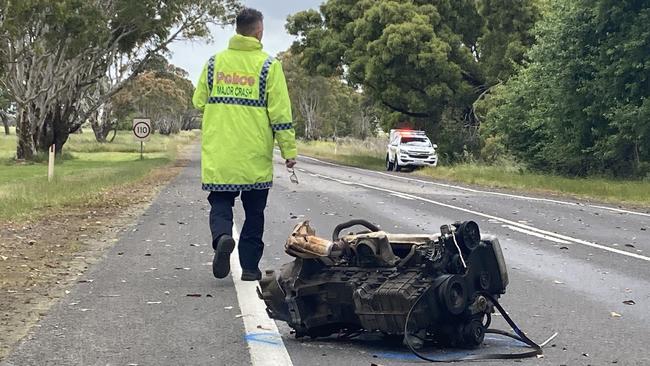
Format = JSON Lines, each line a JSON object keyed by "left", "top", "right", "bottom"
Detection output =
{"left": 1, "top": 255, "right": 8, "bottom": 261}
{"left": 117, "top": 252, "right": 124, "bottom": 255}
{"left": 610, "top": 312, "right": 622, "bottom": 318}
{"left": 622, "top": 300, "right": 636, "bottom": 305}
{"left": 553, "top": 280, "right": 564, "bottom": 284}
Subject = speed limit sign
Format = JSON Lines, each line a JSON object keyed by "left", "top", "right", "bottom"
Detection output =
{"left": 133, "top": 118, "right": 151, "bottom": 141}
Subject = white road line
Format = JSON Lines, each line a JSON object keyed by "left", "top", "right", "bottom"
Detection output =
{"left": 502, "top": 224, "right": 571, "bottom": 244}
{"left": 231, "top": 226, "right": 293, "bottom": 366}
{"left": 390, "top": 193, "right": 415, "bottom": 200}
{"left": 307, "top": 171, "right": 650, "bottom": 262}
{"left": 588, "top": 204, "right": 650, "bottom": 217}
{"left": 298, "top": 155, "right": 650, "bottom": 218}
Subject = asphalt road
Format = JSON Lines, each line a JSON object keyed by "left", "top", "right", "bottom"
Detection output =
{"left": 2, "top": 147, "right": 649, "bottom": 366}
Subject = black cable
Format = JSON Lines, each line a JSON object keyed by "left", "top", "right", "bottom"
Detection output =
{"left": 403, "top": 289, "right": 556, "bottom": 362}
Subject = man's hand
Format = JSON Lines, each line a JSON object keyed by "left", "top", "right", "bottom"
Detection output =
{"left": 285, "top": 159, "right": 296, "bottom": 168}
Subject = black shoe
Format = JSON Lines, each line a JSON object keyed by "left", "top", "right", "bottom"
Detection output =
{"left": 241, "top": 269, "right": 262, "bottom": 281}
{"left": 213, "top": 235, "right": 236, "bottom": 279}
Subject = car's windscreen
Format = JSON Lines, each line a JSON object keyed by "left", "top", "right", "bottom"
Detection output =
{"left": 401, "top": 137, "right": 431, "bottom": 147}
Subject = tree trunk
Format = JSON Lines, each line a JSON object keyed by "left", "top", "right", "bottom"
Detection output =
{"left": 90, "top": 113, "right": 110, "bottom": 142}
{"left": 16, "top": 109, "right": 35, "bottom": 160}
{"left": 1, "top": 111, "right": 9, "bottom": 135}
{"left": 35, "top": 104, "right": 74, "bottom": 157}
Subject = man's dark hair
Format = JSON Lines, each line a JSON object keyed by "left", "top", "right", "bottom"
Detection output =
{"left": 236, "top": 8, "right": 264, "bottom": 36}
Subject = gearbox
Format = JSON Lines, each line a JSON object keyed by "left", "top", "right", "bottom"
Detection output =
{"left": 258, "top": 219, "right": 510, "bottom": 349}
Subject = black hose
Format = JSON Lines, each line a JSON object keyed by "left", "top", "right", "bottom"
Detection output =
{"left": 332, "top": 219, "right": 381, "bottom": 241}
{"left": 403, "top": 290, "right": 555, "bottom": 362}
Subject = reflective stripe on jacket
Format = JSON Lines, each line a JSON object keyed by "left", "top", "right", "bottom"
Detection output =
{"left": 192, "top": 34, "right": 297, "bottom": 191}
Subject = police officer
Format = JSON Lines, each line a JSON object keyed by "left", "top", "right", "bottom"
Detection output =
{"left": 192, "top": 8, "right": 297, "bottom": 281}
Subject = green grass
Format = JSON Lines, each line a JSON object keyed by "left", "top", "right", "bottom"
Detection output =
{"left": 298, "top": 140, "right": 650, "bottom": 207}
{"left": 298, "top": 139, "right": 386, "bottom": 170}
{"left": 0, "top": 129, "right": 199, "bottom": 219}
{"left": 0, "top": 127, "right": 17, "bottom": 160}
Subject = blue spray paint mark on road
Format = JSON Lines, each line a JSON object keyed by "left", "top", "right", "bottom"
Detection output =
{"left": 245, "top": 332, "right": 283, "bottom": 346}
{"left": 372, "top": 350, "right": 478, "bottom": 361}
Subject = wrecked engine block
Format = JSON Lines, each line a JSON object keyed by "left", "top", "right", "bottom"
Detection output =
{"left": 258, "top": 220, "right": 509, "bottom": 348}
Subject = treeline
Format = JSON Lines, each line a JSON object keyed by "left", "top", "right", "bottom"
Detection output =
{"left": 285, "top": 0, "right": 649, "bottom": 178}
{"left": 280, "top": 51, "right": 380, "bottom": 141}
{"left": 0, "top": 0, "right": 240, "bottom": 160}
{"left": 482, "top": 0, "right": 650, "bottom": 177}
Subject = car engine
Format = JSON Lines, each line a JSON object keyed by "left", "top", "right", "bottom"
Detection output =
{"left": 258, "top": 219, "right": 509, "bottom": 349}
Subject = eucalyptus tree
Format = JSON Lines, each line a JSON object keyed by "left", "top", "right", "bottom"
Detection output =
{"left": 0, "top": 0, "right": 240, "bottom": 159}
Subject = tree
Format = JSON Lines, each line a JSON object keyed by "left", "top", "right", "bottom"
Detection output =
{"left": 477, "top": 0, "right": 542, "bottom": 84}
{"left": 0, "top": 0, "right": 240, "bottom": 159}
{"left": 286, "top": 0, "right": 541, "bottom": 157}
{"left": 280, "top": 51, "right": 329, "bottom": 139}
{"left": 281, "top": 50, "right": 378, "bottom": 141}
{"left": 112, "top": 60, "right": 195, "bottom": 135}
{"left": 483, "top": 0, "right": 650, "bottom": 177}
{"left": 0, "top": 88, "right": 11, "bottom": 135}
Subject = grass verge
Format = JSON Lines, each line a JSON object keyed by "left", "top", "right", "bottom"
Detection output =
{"left": 0, "top": 128, "right": 198, "bottom": 360}
{"left": 298, "top": 139, "right": 386, "bottom": 170}
{"left": 298, "top": 140, "right": 650, "bottom": 207}
{"left": 0, "top": 129, "right": 199, "bottom": 220}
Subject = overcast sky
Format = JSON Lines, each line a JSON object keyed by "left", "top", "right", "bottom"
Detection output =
{"left": 169, "top": 0, "right": 323, "bottom": 85}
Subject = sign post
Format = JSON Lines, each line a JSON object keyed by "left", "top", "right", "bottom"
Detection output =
{"left": 132, "top": 118, "right": 151, "bottom": 160}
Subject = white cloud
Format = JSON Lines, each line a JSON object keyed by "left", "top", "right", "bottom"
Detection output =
{"left": 168, "top": 0, "right": 322, "bottom": 85}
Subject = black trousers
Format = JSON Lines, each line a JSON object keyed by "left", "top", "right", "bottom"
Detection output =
{"left": 207, "top": 189, "right": 269, "bottom": 271}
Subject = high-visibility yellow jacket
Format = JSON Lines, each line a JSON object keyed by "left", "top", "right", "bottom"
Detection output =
{"left": 193, "top": 34, "right": 297, "bottom": 191}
